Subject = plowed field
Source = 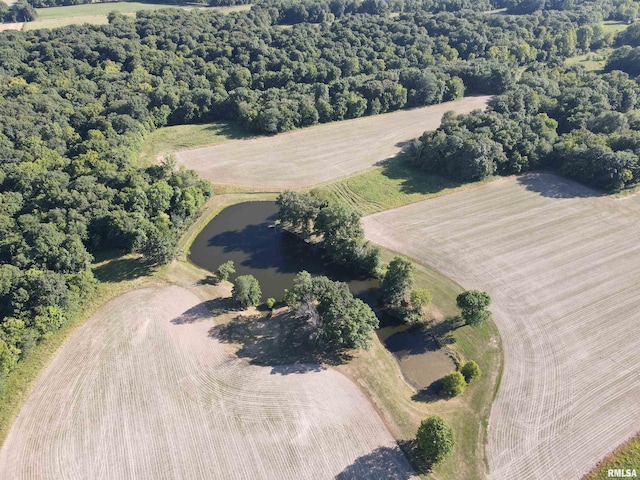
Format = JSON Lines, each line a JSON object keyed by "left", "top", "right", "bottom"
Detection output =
{"left": 363, "top": 173, "right": 640, "bottom": 479}
{"left": 175, "top": 96, "right": 489, "bottom": 188}
{"left": 0, "top": 286, "right": 415, "bottom": 480}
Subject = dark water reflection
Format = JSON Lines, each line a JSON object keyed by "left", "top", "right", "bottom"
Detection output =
{"left": 189, "top": 201, "right": 454, "bottom": 389}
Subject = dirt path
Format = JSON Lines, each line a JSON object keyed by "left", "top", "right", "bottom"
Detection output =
{"left": 0, "top": 286, "right": 416, "bottom": 479}
{"left": 175, "top": 96, "right": 489, "bottom": 188}
{"left": 363, "top": 173, "right": 640, "bottom": 479}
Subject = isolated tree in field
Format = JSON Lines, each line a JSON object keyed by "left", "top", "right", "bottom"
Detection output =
{"left": 216, "top": 260, "right": 235, "bottom": 281}
{"left": 415, "top": 416, "right": 455, "bottom": 466}
{"left": 232, "top": 275, "right": 262, "bottom": 308}
{"left": 461, "top": 360, "right": 481, "bottom": 383}
{"left": 441, "top": 371, "right": 466, "bottom": 397}
{"left": 456, "top": 290, "right": 492, "bottom": 326}
{"left": 379, "top": 256, "right": 414, "bottom": 307}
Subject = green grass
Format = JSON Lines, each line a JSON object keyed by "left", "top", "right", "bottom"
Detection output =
{"left": 0, "top": 253, "right": 157, "bottom": 448}
{"left": 315, "top": 154, "right": 493, "bottom": 216}
{"left": 565, "top": 49, "right": 612, "bottom": 72}
{"left": 25, "top": 2, "right": 251, "bottom": 30}
{"left": 565, "top": 21, "right": 631, "bottom": 72}
{"left": 585, "top": 435, "right": 640, "bottom": 479}
{"left": 600, "top": 19, "right": 631, "bottom": 35}
{"left": 138, "top": 121, "right": 250, "bottom": 166}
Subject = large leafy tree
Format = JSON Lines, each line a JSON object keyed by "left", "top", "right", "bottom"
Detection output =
{"left": 456, "top": 290, "right": 492, "bottom": 326}
{"left": 232, "top": 275, "right": 262, "bottom": 308}
{"left": 415, "top": 416, "right": 455, "bottom": 466}
{"left": 379, "top": 256, "right": 414, "bottom": 307}
{"left": 285, "top": 271, "right": 379, "bottom": 351}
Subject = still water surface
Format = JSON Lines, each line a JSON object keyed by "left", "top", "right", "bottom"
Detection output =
{"left": 189, "top": 201, "right": 454, "bottom": 390}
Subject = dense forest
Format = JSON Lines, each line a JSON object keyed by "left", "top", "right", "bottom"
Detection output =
{"left": 0, "top": 0, "right": 639, "bottom": 387}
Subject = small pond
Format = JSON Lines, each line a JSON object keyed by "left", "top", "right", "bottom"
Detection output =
{"left": 189, "top": 201, "right": 454, "bottom": 391}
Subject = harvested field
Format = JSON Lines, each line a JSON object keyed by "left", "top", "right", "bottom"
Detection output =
{"left": 175, "top": 96, "right": 489, "bottom": 188}
{"left": 0, "top": 285, "right": 416, "bottom": 480}
{"left": 0, "top": 22, "right": 23, "bottom": 31}
{"left": 363, "top": 173, "right": 640, "bottom": 479}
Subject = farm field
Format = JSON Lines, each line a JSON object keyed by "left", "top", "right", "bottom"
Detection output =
{"left": 363, "top": 173, "right": 640, "bottom": 479}
{"left": 22, "top": 3, "right": 250, "bottom": 30}
{"left": 175, "top": 95, "right": 490, "bottom": 188}
{"left": 0, "top": 283, "right": 416, "bottom": 480}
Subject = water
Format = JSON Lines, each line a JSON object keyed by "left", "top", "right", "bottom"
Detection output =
{"left": 189, "top": 201, "right": 454, "bottom": 390}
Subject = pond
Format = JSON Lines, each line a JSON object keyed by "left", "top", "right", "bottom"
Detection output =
{"left": 189, "top": 201, "right": 455, "bottom": 391}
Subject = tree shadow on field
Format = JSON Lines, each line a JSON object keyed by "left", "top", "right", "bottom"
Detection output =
{"left": 209, "top": 311, "right": 351, "bottom": 375}
{"left": 171, "top": 297, "right": 236, "bottom": 325}
{"left": 517, "top": 172, "right": 603, "bottom": 198}
{"left": 209, "top": 311, "right": 338, "bottom": 374}
{"left": 375, "top": 153, "right": 460, "bottom": 196}
{"left": 92, "top": 256, "right": 154, "bottom": 283}
{"left": 335, "top": 445, "right": 416, "bottom": 480}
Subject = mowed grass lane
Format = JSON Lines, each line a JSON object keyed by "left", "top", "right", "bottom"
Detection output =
{"left": 175, "top": 96, "right": 490, "bottom": 188}
{"left": 0, "top": 285, "right": 416, "bottom": 480}
{"left": 363, "top": 173, "right": 640, "bottom": 479}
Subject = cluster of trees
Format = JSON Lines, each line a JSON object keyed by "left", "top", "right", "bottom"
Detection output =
{"left": 0, "top": 0, "right": 36, "bottom": 22}
{"left": 284, "top": 270, "right": 379, "bottom": 350}
{"left": 276, "top": 191, "right": 381, "bottom": 274}
{"left": 379, "top": 256, "right": 432, "bottom": 323}
{"left": 410, "top": 63, "right": 640, "bottom": 191}
{"left": 441, "top": 359, "right": 481, "bottom": 396}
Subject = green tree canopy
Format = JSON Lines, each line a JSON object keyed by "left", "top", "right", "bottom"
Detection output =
{"left": 441, "top": 371, "right": 466, "bottom": 397}
{"left": 415, "top": 416, "right": 455, "bottom": 466}
{"left": 232, "top": 275, "right": 262, "bottom": 308}
{"left": 456, "top": 290, "right": 492, "bottom": 326}
{"left": 285, "top": 271, "right": 379, "bottom": 351}
{"left": 379, "top": 256, "right": 414, "bottom": 307}
{"left": 216, "top": 260, "right": 236, "bottom": 282}
{"left": 461, "top": 360, "right": 481, "bottom": 383}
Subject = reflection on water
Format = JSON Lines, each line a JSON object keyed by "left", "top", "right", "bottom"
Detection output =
{"left": 189, "top": 201, "right": 454, "bottom": 389}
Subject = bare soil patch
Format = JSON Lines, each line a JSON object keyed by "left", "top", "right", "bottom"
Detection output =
{"left": 0, "top": 22, "right": 23, "bottom": 31}
{"left": 175, "top": 96, "right": 489, "bottom": 188}
{"left": 0, "top": 285, "right": 416, "bottom": 479}
{"left": 363, "top": 173, "right": 640, "bottom": 479}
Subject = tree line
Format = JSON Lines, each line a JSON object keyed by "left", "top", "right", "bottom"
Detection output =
{"left": 409, "top": 63, "right": 640, "bottom": 191}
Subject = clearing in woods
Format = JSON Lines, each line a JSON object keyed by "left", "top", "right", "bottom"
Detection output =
{"left": 22, "top": 3, "right": 251, "bottom": 30}
{"left": 0, "top": 284, "right": 416, "bottom": 480}
{"left": 175, "top": 96, "right": 490, "bottom": 188}
{"left": 363, "top": 173, "right": 640, "bottom": 479}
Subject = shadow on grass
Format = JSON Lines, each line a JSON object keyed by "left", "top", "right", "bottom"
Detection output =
{"left": 209, "top": 310, "right": 351, "bottom": 374}
{"left": 335, "top": 445, "right": 416, "bottom": 479}
{"left": 516, "top": 172, "right": 604, "bottom": 198}
{"left": 376, "top": 153, "right": 460, "bottom": 196}
{"left": 197, "top": 275, "right": 219, "bottom": 286}
{"left": 411, "top": 378, "right": 444, "bottom": 403}
{"left": 92, "top": 256, "right": 154, "bottom": 283}
{"left": 203, "top": 121, "right": 250, "bottom": 141}
{"left": 171, "top": 297, "right": 236, "bottom": 325}
{"left": 396, "top": 439, "right": 435, "bottom": 476}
